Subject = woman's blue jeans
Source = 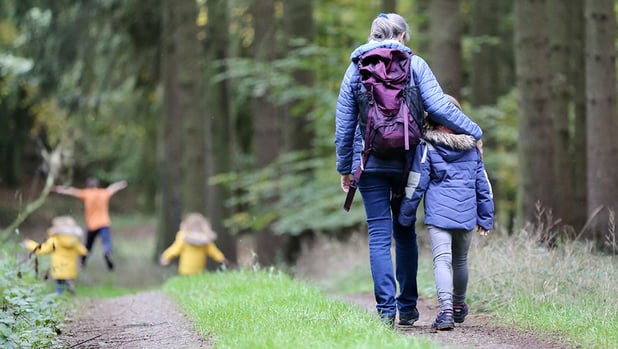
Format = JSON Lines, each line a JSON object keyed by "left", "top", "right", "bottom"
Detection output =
{"left": 359, "top": 172, "right": 419, "bottom": 318}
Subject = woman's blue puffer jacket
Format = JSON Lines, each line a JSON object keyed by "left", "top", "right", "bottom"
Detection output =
{"left": 334, "top": 40, "right": 483, "bottom": 176}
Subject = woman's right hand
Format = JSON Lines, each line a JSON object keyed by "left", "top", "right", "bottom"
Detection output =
{"left": 340, "top": 174, "right": 353, "bottom": 193}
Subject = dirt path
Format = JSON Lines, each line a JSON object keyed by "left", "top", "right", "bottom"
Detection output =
{"left": 55, "top": 229, "right": 571, "bottom": 348}
{"left": 59, "top": 290, "right": 570, "bottom": 349}
{"left": 337, "top": 293, "right": 571, "bottom": 349}
{"left": 59, "top": 291, "right": 211, "bottom": 349}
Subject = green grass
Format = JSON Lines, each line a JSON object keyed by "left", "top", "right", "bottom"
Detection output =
{"left": 467, "top": 231, "right": 617, "bottom": 349}
{"left": 163, "top": 269, "right": 439, "bottom": 349}
{"left": 7, "top": 212, "right": 616, "bottom": 348}
{"left": 291, "top": 230, "right": 616, "bottom": 349}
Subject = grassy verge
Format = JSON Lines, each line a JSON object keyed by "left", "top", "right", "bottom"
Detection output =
{"left": 163, "top": 269, "right": 438, "bottom": 349}
{"left": 288, "top": 228, "right": 616, "bottom": 348}
{"left": 469, "top": 230, "right": 617, "bottom": 348}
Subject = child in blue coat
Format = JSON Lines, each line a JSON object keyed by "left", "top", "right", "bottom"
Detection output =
{"left": 398, "top": 95, "right": 494, "bottom": 331}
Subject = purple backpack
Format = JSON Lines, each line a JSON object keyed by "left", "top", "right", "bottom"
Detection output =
{"left": 357, "top": 48, "right": 423, "bottom": 159}
{"left": 343, "top": 48, "right": 424, "bottom": 211}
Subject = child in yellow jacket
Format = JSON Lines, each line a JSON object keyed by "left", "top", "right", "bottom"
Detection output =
{"left": 23, "top": 216, "right": 88, "bottom": 295}
{"left": 159, "top": 213, "right": 227, "bottom": 275}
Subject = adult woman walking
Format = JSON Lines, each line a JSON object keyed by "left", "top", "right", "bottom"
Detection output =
{"left": 334, "top": 13, "right": 482, "bottom": 327}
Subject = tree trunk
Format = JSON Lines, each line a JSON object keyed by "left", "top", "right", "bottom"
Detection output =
{"left": 177, "top": 0, "right": 207, "bottom": 214}
{"left": 205, "top": 0, "right": 237, "bottom": 265}
{"left": 252, "top": 0, "right": 283, "bottom": 267}
{"left": 382, "top": 0, "right": 396, "bottom": 13}
{"left": 469, "top": 0, "right": 500, "bottom": 106}
{"left": 468, "top": 0, "right": 507, "bottom": 230}
{"left": 514, "top": 0, "right": 556, "bottom": 235}
{"left": 282, "top": 0, "right": 315, "bottom": 153}
{"left": 570, "top": 0, "right": 587, "bottom": 233}
{"left": 584, "top": 0, "right": 618, "bottom": 243}
{"left": 414, "top": 0, "right": 431, "bottom": 55}
{"left": 547, "top": 0, "right": 575, "bottom": 232}
{"left": 429, "top": 0, "right": 462, "bottom": 99}
{"left": 156, "top": 0, "right": 186, "bottom": 257}
{"left": 497, "top": 0, "right": 516, "bottom": 97}
{"left": 281, "top": 0, "right": 316, "bottom": 264}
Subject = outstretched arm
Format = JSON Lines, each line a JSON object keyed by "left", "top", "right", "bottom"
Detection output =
{"left": 51, "top": 185, "right": 81, "bottom": 197}
{"left": 107, "top": 180, "right": 128, "bottom": 195}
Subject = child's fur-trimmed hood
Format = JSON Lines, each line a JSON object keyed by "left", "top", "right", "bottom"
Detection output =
{"left": 48, "top": 216, "right": 83, "bottom": 237}
{"left": 179, "top": 213, "right": 217, "bottom": 246}
{"left": 424, "top": 125, "right": 477, "bottom": 151}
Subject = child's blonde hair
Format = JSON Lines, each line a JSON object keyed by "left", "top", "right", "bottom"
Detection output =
{"left": 426, "top": 94, "right": 462, "bottom": 130}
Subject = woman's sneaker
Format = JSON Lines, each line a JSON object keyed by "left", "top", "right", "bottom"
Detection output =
{"left": 453, "top": 303, "right": 468, "bottom": 323}
{"left": 398, "top": 308, "right": 419, "bottom": 326}
{"left": 431, "top": 311, "right": 455, "bottom": 331}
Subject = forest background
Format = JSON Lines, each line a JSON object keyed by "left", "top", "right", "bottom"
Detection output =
{"left": 1, "top": 0, "right": 618, "bottom": 266}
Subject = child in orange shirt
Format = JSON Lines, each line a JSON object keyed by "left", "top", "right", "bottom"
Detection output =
{"left": 159, "top": 213, "right": 228, "bottom": 275}
{"left": 52, "top": 177, "right": 127, "bottom": 270}
{"left": 23, "top": 216, "right": 88, "bottom": 295}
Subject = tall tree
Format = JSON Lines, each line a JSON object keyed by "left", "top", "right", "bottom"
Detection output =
{"left": 514, "top": 0, "right": 556, "bottom": 234}
{"left": 569, "top": 0, "right": 587, "bottom": 233}
{"left": 252, "top": 0, "right": 283, "bottom": 266}
{"left": 281, "top": 0, "right": 316, "bottom": 263}
{"left": 205, "top": 0, "right": 237, "bottom": 265}
{"left": 584, "top": 0, "right": 618, "bottom": 242}
{"left": 428, "top": 0, "right": 463, "bottom": 99}
{"left": 382, "top": 0, "right": 396, "bottom": 13}
{"left": 469, "top": 0, "right": 500, "bottom": 106}
{"left": 414, "top": 0, "right": 431, "bottom": 55}
{"left": 547, "top": 0, "right": 575, "bottom": 230}
{"left": 282, "top": 0, "right": 315, "bottom": 153}
{"left": 179, "top": 0, "right": 207, "bottom": 214}
{"left": 156, "top": 0, "right": 188, "bottom": 256}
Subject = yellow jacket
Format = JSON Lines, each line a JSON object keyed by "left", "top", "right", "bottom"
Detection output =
{"left": 161, "top": 230, "right": 225, "bottom": 275}
{"left": 24, "top": 232, "right": 88, "bottom": 280}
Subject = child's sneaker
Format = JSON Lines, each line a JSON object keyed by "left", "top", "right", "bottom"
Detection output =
{"left": 431, "top": 310, "right": 455, "bottom": 332}
{"left": 453, "top": 303, "right": 468, "bottom": 323}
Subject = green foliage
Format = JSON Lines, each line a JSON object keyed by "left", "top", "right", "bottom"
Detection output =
{"left": 213, "top": 151, "right": 365, "bottom": 236}
{"left": 213, "top": 37, "right": 367, "bottom": 236}
{"left": 465, "top": 90, "right": 519, "bottom": 227}
{"left": 2, "top": 0, "right": 160, "bottom": 198}
{"left": 164, "top": 269, "right": 438, "bottom": 349}
{"left": 0, "top": 248, "right": 64, "bottom": 349}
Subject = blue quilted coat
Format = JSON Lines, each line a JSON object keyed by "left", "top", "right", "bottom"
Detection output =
{"left": 335, "top": 40, "right": 483, "bottom": 176}
{"left": 398, "top": 127, "right": 495, "bottom": 231}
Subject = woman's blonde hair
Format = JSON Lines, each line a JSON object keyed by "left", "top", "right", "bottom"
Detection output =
{"left": 368, "top": 13, "right": 410, "bottom": 43}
